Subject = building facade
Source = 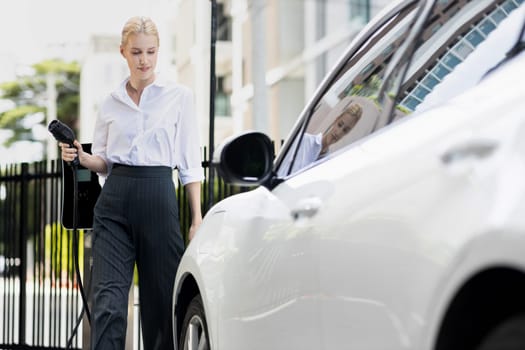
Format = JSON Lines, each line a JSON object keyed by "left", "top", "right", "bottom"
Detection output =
{"left": 173, "top": 0, "right": 391, "bottom": 148}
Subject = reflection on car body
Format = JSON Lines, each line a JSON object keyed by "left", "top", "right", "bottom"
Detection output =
{"left": 173, "top": 0, "right": 525, "bottom": 349}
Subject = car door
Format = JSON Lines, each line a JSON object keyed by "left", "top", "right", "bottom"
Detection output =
{"left": 214, "top": 2, "right": 421, "bottom": 348}
{"left": 261, "top": 0, "right": 425, "bottom": 348}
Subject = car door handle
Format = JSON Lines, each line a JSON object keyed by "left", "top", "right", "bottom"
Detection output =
{"left": 291, "top": 197, "right": 323, "bottom": 220}
{"left": 441, "top": 139, "right": 498, "bottom": 165}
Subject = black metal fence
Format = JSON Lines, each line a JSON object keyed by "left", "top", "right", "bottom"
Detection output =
{"left": 0, "top": 147, "right": 249, "bottom": 350}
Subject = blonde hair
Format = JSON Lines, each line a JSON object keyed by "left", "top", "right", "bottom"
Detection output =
{"left": 343, "top": 103, "right": 363, "bottom": 119}
{"left": 121, "top": 16, "right": 159, "bottom": 46}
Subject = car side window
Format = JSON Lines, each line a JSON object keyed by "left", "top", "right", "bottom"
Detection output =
{"left": 277, "top": 2, "right": 418, "bottom": 177}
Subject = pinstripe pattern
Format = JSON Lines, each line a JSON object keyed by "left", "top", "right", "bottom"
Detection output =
{"left": 91, "top": 164, "right": 184, "bottom": 350}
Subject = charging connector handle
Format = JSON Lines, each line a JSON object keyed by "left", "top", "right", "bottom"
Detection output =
{"left": 48, "top": 120, "right": 79, "bottom": 166}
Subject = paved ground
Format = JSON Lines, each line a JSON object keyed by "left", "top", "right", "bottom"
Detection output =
{"left": 0, "top": 278, "right": 142, "bottom": 349}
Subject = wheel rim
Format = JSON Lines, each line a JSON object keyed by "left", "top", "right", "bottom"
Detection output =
{"left": 183, "top": 314, "right": 208, "bottom": 350}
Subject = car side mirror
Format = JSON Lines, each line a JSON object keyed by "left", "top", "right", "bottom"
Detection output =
{"left": 212, "top": 131, "right": 274, "bottom": 186}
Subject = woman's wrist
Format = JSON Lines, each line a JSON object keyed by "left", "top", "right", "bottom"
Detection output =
{"left": 191, "top": 216, "right": 203, "bottom": 225}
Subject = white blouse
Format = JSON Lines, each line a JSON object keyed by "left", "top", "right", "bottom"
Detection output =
{"left": 92, "top": 76, "right": 204, "bottom": 185}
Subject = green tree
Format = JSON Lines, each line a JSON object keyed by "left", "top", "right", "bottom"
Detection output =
{"left": 0, "top": 59, "right": 80, "bottom": 152}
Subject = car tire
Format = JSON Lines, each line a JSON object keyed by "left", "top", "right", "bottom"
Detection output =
{"left": 179, "top": 294, "right": 210, "bottom": 350}
{"left": 477, "top": 313, "right": 525, "bottom": 350}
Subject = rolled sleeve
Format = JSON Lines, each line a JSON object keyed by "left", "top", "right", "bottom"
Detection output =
{"left": 179, "top": 167, "right": 204, "bottom": 185}
{"left": 174, "top": 88, "right": 204, "bottom": 186}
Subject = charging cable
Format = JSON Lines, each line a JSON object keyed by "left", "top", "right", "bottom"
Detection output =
{"left": 66, "top": 161, "right": 92, "bottom": 348}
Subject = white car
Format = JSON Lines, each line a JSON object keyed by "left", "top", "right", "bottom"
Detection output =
{"left": 173, "top": 0, "right": 525, "bottom": 349}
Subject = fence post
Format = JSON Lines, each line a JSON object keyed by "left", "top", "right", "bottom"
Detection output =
{"left": 18, "top": 163, "right": 28, "bottom": 344}
{"left": 83, "top": 232, "right": 93, "bottom": 350}
{"left": 208, "top": 0, "right": 217, "bottom": 211}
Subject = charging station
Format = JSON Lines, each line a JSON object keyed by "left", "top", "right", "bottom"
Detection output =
{"left": 61, "top": 143, "right": 101, "bottom": 230}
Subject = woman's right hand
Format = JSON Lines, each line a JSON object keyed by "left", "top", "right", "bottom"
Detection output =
{"left": 59, "top": 140, "right": 83, "bottom": 164}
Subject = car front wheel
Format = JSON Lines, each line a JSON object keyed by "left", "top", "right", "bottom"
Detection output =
{"left": 179, "top": 294, "right": 210, "bottom": 350}
{"left": 477, "top": 313, "right": 525, "bottom": 350}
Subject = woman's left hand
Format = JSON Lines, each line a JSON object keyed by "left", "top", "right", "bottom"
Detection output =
{"left": 188, "top": 218, "right": 202, "bottom": 242}
{"left": 185, "top": 181, "right": 203, "bottom": 242}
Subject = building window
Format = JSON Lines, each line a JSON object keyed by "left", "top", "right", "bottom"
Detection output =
{"left": 215, "top": 76, "right": 231, "bottom": 116}
{"left": 350, "top": 0, "right": 370, "bottom": 22}
{"left": 217, "top": 3, "right": 232, "bottom": 41}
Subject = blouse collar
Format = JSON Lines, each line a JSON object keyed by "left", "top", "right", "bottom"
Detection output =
{"left": 111, "top": 73, "right": 168, "bottom": 104}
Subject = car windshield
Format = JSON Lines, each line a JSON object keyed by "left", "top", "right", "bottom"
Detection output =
{"left": 277, "top": 0, "right": 524, "bottom": 178}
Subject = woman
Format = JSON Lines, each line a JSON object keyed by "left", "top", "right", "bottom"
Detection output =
{"left": 60, "top": 16, "right": 203, "bottom": 350}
